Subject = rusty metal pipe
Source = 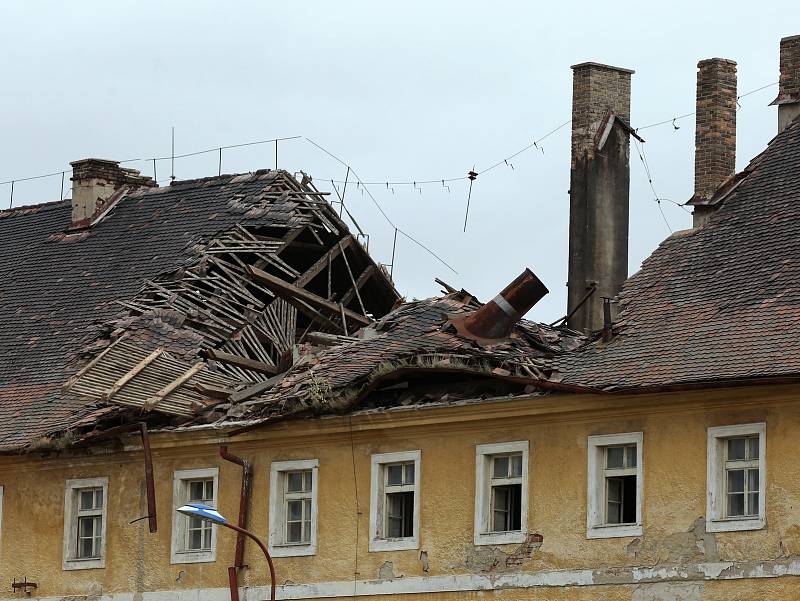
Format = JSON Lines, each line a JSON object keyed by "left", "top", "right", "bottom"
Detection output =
{"left": 451, "top": 268, "right": 548, "bottom": 342}
{"left": 227, "top": 567, "right": 240, "bottom": 601}
{"left": 139, "top": 423, "right": 157, "bottom": 533}
{"left": 219, "top": 445, "right": 253, "bottom": 568}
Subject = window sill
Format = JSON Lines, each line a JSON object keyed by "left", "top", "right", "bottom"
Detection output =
{"left": 706, "top": 516, "right": 765, "bottom": 533}
{"left": 586, "top": 523, "right": 642, "bottom": 539}
{"left": 269, "top": 542, "right": 317, "bottom": 557}
{"left": 474, "top": 530, "right": 526, "bottom": 546}
{"left": 63, "top": 557, "right": 105, "bottom": 571}
{"left": 170, "top": 549, "right": 216, "bottom": 564}
{"left": 369, "top": 536, "right": 419, "bottom": 552}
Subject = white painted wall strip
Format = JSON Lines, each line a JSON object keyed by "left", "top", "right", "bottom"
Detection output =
{"left": 6, "top": 558, "right": 800, "bottom": 601}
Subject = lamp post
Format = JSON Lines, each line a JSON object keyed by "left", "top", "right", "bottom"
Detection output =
{"left": 177, "top": 503, "right": 276, "bottom": 601}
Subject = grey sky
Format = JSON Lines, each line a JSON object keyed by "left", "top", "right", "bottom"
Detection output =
{"left": 0, "top": 1, "right": 793, "bottom": 321}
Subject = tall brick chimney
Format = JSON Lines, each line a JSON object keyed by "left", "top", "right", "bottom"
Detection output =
{"left": 690, "top": 58, "right": 737, "bottom": 228}
{"left": 567, "top": 62, "right": 635, "bottom": 333}
{"left": 70, "top": 159, "right": 155, "bottom": 228}
{"left": 771, "top": 35, "right": 800, "bottom": 132}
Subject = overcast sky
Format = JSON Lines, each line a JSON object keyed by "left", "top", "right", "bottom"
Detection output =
{"left": 0, "top": 2, "right": 793, "bottom": 321}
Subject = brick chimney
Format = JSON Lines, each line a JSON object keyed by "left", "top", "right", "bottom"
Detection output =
{"left": 567, "top": 62, "right": 635, "bottom": 333}
{"left": 771, "top": 35, "right": 800, "bottom": 132}
{"left": 69, "top": 159, "right": 156, "bottom": 228}
{"left": 690, "top": 58, "right": 737, "bottom": 228}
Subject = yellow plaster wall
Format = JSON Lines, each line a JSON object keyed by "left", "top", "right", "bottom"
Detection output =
{"left": 1, "top": 384, "right": 799, "bottom": 598}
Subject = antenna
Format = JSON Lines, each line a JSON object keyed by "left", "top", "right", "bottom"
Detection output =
{"left": 170, "top": 127, "right": 176, "bottom": 181}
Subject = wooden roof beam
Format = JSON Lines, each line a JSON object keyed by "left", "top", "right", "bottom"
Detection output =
{"left": 245, "top": 265, "right": 372, "bottom": 327}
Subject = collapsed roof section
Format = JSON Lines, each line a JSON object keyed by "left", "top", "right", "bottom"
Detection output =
{"left": 0, "top": 168, "right": 400, "bottom": 451}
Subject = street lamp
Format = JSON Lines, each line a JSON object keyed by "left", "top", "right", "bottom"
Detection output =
{"left": 176, "top": 503, "right": 276, "bottom": 601}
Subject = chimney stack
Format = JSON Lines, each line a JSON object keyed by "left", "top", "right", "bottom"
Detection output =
{"left": 771, "top": 35, "right": 800, "bottom": 132}
{"left": 567, "top": 62, "right": 635, "bottom": 333}
{"left": 690, "top": 58, "right": 737, "bottom": 228}
{"left": 69, "top": 158, "right": 156, "bottom": 228}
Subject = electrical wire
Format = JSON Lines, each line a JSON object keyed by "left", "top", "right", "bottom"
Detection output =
{"left": 305, "top": 137, "right": 458, "bottom": 274}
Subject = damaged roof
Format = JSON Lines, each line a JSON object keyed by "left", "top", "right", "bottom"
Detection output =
{"left": 0, "top": 169, "right": 399, "bottom": 450}
{"left": 563, "top": 116, "right": 800, "bottom": 390}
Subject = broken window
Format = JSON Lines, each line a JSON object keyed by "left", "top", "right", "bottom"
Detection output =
{"left": 474, "top": 441, "right": 529, "bottom": 545}
{"left": 171, "top": 468, "right": 219, "bottom": 563}
{"left": 268, "top": 459, "right": 319, "bottom": 557}
{"left": 603, "top": 445, "right": 637, "bottom": 525}
{"left": 369, "top": 451, "right": 420, "bottom": 552}
{"left": 63, "top": 477, "right": 108, "bottom": 570}
{"left": 707, "top": 423, "right": 766, "bottom": 532}
{"left": 587, "top": 433, "right": 642, "bottom": 539}
{"left": 490, "top": 454, "right": 523, "bottom": 532}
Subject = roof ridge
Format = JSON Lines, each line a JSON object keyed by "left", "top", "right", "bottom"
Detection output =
{"left": 0, "top": 198, "right": 68, "bottom": 218}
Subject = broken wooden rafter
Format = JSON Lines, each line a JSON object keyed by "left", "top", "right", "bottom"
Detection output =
{"left": 143, "top": 362, "right": 206, "bottom": 411}
{"left": 205, "top": 349, "right": 278, "bottom": 375}
{"left": 294, "top": 235, "right": 352, "bottom": 288}
{"left": 341, "top": 265, "right": 376, "bottom": 307}
{"left": 245, "top": 265, "right": 372, "bottom": 327}
{"left": 102, "top": 348, "right": 163, "bottom": 401}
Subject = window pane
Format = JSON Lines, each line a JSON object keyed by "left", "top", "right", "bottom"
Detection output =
{"left": 188, "top": 528, "right": 203, "bottom": 550}
{"left": 80, "top": 489, "right": 99, "bottom": 511}
{"left": 748, "top": 492, "right": 759, "bottom": 516}
{"left": 493, "top": 456, "right": 509, "bottom": 479}
{"left": 288, "top": 499, "right": 303, "bottom": 521}
{"left": 387, "top": 464, "right": 403, "bottom": 486}
{"left": 728, "top": 438, "right": 746, "bottom": 461}
{"left": 79, "top": 536, "right": 95, "bottom": 559}
{"left": 95, "top": 489, "right": 103, "bottom": 509}
{"left": 626, "top": 445, "right": 637, "bottom": 468}
{"left": 303, "top": 471, "right": 313, "bottom": 492}
{"left": 387, "top": 515, "right": 403, "bottom": 538}
{"left": 510, "top": 454, "right": 523, "bottom": 477}
{"left": 189, "top": 479, "right": 213, "bottom": 503}
{"left": 202, "top": 526, "right": 212, "bottom": 549}
{"left": 727, "top": 469, "right": 745, "bottom": 493}
{"left": 728, "top": 492, "right": 745, "bottom": 517}
{"left": 747, "top": 468, "right": 759, "bottom": 493}
{"left": 404, "top": 462, "right": 415, "bottom": 485}
{"left": 79, "top": 516, "right": 95, "bottom": 538}
{"left": 189, "top": 480, "right": 205, "bottom": 501}
{"left": 607, "top": 478, "right": 622, "bottom": 503}
{"left": 303, "top": 519, "right": 312, "bottom": 543}
{"left": 748, "top": 436, "right": 759, "bottom": 460}
{"left": 606, "top": 447, "right": 624, "bottom": 469}
{"left": 287, "top": 520, "right": 302, "bottom": 542}
{"left": 287, "top": 472, "right": 304, "bottom": 493}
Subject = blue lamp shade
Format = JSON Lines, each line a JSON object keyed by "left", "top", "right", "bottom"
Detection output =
{"left": 176, "top": 503, "right": 228, "bottom": 525}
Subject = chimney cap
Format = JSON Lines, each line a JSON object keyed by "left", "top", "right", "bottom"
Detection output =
{"left": 69, "top": 158, "right": 121, "bottom": 168}
{"left": 570, "top": 61, "right": 635, "bottom": 75}
{"left": 697, "top": 57, "right": 737, "bottom": 67}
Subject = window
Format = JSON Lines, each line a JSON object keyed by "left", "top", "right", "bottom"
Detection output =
{"left": 369, "top": 450, "right": 420, "bottom": 551}
{"left": 707, "top": 423, "right": 766, "bottom": 532}
{"left": 63, "top": 477, "right": 108, "bottom": 570}
{"left": 474, "top": 441, "right": 529, "bottom": 545}
{"left": 587, "top": 433, "right": 642, "bottom": 539}
{"left": 268, "top": 459, "right": 319, "bottom": 557}
{"left": 171, "top": 468, "right": 219, "bottom": 564}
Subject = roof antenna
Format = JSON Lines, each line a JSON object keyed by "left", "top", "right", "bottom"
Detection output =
{"left": 170, "top": 126, "right": 176, "bottom": 182}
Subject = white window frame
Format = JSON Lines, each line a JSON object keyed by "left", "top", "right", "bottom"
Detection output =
{"left": 171, "top": 467, "right": 219, "bottom": 564}
{"left": 587, "top": 432, "right": 643, "bottom": 539}
{"left": 707, "top": 422, "right": 766, "bottom": 532}
{"left": 63, "top": 477, "right": 109, "bottom": 570}
{"left": 268, "top": 459, "right": 319, "bottom": 557}
{"left": 369, "top": 450, "right": 421, "bottom": 552}
{"left": 474, "top": 441, "right": 529, "bottom": 546}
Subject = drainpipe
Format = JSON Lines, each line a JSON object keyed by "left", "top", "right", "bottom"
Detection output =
{"left": 220, "top": 445, "right": 254, "bottom": 601}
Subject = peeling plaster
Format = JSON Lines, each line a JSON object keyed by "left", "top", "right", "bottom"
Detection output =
{"left": 464, "top": 532, "right": 543, "bottom": 573}
{"left": 632, "top": 582, "right": 703, "bottom": 601}
{"left": 419, "top": 551, "right": 429, "bottom": 573}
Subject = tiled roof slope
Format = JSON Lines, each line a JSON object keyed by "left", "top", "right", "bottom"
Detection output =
{"left": 563, "top": 117, "right": 800, "bottom": 390}
{"left": 0, "top": 170, "right": 347, "bottom": 449}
